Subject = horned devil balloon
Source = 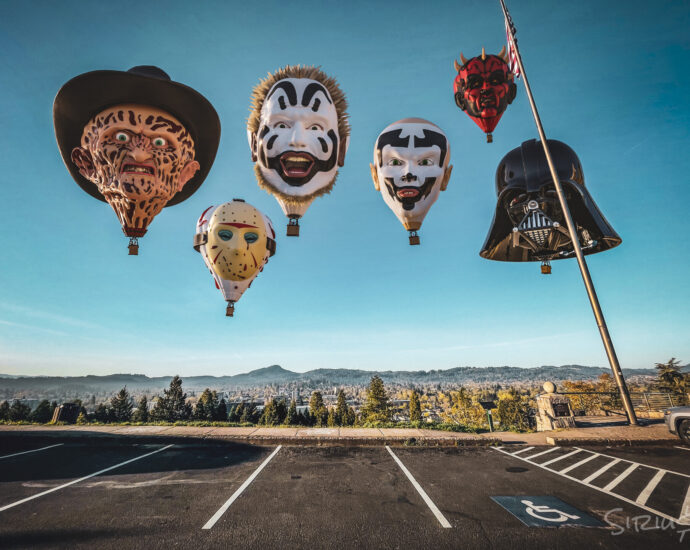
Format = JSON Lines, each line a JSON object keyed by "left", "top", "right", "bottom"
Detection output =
{"left": 371, "top": 119, "right": 453, "bottom": 245}
{"left": 54, "top": 66, "right": 220, "bottom": 254}
{"left": 247, "top": 66, "right": 350, "bottom": 236}
{"left": 194, "top": 200, "right": 276, "bottom": 317}
{"left": 453, "top": 47, "right": 517, "bottom": 143}
{"left": 480, "top": 139, "right": 622, "bottom": 274}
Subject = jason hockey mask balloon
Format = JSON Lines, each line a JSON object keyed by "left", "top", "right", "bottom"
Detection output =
{"left": 371, "top": 119, "right": 452, "bottom": 245}
{"left": 453, "top": 47, "right": 516, "bottom": 143}
{"left": 248, "top": 66, "right": 350, "bottom": 236}
{"left": 54, "top": 66, "right": 220, "bottom": 254}
{"left": 194, "top": 199, "right": 276, "bottom": 317}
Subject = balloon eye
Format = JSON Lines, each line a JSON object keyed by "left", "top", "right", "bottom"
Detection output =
{"left": 276, "top": 123, "right": 288, "bottom": 129}
{"left": 244, "top": 232, "right": 259, "bottom": 244}
{"left": 153, "top": 137, "right": 167, "bottom": 147}
{"left": 419, "top": 159, "right": 433, "bottom": 166}
{"left": 218, "top": 230, "right": 233, "bottom": 241}
{"left": 310, "top": 125, "right": 320, "bottom": 131}
{"left": 389, "top": 159, "right": 403, "bottom": 166}
{"left": 115, "top": 132, "right": 129, "bottom": 142}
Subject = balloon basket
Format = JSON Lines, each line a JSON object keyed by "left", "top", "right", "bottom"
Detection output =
{"left": 408, "top": 231, "right": 420, "bottom": 246}
{"left": 287, "top": 217, "right": 300, "bottom": 237}
{"left": 541, "top": 260, "right": 551, "bottom": 275}
{"left": 128, "top": 238, "right": 139, "bottom": 256}
{"left": 486, "top": 133, "right": 493, "bottom": 143}
{"left": 226, "top": 302, "right": 235, "bottom": 317}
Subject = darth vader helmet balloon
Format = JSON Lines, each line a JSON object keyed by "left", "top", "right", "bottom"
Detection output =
{"left": 370, "top": 119, "right": 453, "bottom": 245}
{"left": 54, "top": 66, "right": 220, "bottom": 254}
{"left": 480, "top": 139, "right": 621, "bottom": 273}
{"left": 453, "top": 47, "right": 516, "bottom": 143}
{"left": 194, "top": 199, "right": 276, "bottom": 317}
{"left": 247, "top": 65, "right": 350, "bottom": 236}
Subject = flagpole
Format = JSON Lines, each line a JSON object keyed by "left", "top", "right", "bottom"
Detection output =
{"left": 498, "top": 0, "right": 638, "bottom": 425}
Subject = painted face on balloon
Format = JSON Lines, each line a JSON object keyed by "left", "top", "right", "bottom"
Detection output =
{"left": 454, "top": 55, "right": 515, "bottom": 119}
{"left": 71, "top": 104, "right": 199, "bottom": 235}
{"left": 372, "top": 120, "right": 451, "bottom": 223}
{"left": 253, "top": 78, "right": 341, "bottom": 198}
{"left": 206, "top": 202, "right": 269, "bottom": 282}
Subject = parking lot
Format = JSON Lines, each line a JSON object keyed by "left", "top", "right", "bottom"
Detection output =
{"left": 1, "top": 436, "right": 689, "bottom": 549}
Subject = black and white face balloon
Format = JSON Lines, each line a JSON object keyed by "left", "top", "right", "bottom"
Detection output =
{"left": 250, "top": 77, "right": 348, "bottom": 220}
{"left": 370, "top": 119, "right": 452, "bottom": 244}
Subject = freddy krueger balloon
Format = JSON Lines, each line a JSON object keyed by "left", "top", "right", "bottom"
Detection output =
{"left": 247, "top": 65, "right": 350, "bottom": 236}
{"left": 194, "top": 199, "right": 276, "bottom": 317}
{"left": 370, "top": 119, "right": 453, "bottom": 245}
{"left": 453, "top": 47, "right": 516, "bottom": 143}
{"left": 54, "top": 66, "right": 220, "bottom": 254}
{"left": 480, "top": 139, "right": 622, "bottom": 274}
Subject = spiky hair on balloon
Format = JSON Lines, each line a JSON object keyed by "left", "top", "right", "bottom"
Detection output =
{"left": 247, "top": 65, "right": 350, "bottom": 141}
{"left": 453, "top": 46, "right": 512, "bottom": 74}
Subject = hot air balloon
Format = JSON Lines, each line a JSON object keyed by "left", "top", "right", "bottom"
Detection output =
{"left": 370, "top": 118, "right": 453, "bottom": 245}
{"left": 247, "top": 65, "right": 350, "bottom": 236}
{"left": 480, "top": 139, "right": 622, "bottom": 274}
{"left": 194, "top": 199, "right": 276, "bottom": 316}
{"left": 54, "top": 66, "right": 220, "bottom": 254}
{"left": 453, "top": 47, "right": 517, "bottom": 143}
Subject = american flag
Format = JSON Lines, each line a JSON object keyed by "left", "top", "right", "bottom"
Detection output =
{"left": 504, "top": 11, "right": 521, "bottom": 78}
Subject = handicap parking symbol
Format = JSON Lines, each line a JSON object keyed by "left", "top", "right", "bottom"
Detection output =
{"left": 491, "top": 496, "right": 604, "bottom": 527}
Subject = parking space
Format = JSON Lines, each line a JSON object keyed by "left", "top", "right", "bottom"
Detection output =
{"left": 1, "top": 438, "right": 689, "bottom": 548}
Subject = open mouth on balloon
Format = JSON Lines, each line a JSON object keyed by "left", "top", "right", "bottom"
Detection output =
{"left": 397, "top": 187, "right": 420, "bottom": 199}
{"left": 279, "top": 153, "right": 314, "bottom": 178}
{"left": 479, "top": 97, "right": 497, "bottom": 109}
{"left": 121, "top": 163, "right": 155, "bottom": 176}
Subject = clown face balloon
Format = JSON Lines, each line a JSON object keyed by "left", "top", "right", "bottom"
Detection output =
{"left": 194, "top": 199, "right": 276, "bottom": 316}
{"left": 54, "top": 66, "right": 220, "bottom": 255}
{"left": 248, "top": 66, "right": 350, "bottom": 236}
{"left": 453, "top": 47, "right": 516, "bottom": 143}
{"left": 480, "top": 139, "right": 621, "bottom": 273}
{"left": 370, "top": 119, "right": 453, "bottom": 245}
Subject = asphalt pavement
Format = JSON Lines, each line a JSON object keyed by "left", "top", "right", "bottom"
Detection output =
{"left": 0, "top": 435, "right": 688, "bottom": 549}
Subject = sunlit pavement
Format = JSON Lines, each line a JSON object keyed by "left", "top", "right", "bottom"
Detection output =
{"left": 0, "top": 435, "right": 688, "bottom": 549}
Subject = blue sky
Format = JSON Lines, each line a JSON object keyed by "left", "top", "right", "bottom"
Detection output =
{"left": 0, "top": 0, "right": 688, "bottom": 376}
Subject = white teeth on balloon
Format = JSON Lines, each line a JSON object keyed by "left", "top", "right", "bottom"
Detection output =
{"left": 285, "top": 157, "right": 310, "bottom": 163}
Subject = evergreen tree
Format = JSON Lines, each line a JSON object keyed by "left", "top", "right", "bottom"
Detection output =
{"left": 655, "top": 358, "right": 686, "bottom": 395}
{"left": 215, "top": 398, "right": 228, "bottom": 421}
{"left": 327, "top": 407, "right": 336, "bottom": 427}
{"left": 240, "top": 403, "right": 256, "bottom": 424}
{"left": 362, "top": 376, "right": 390, "bottom": 423}
{"left": 409, "top": 390, "right": 422, "bottom": 423}
{"left": 346, "top": 406, "right": 356, "bottom": 426}
{"left": 110, "top": 387, "right": 133, "bottom": 422}
{"left": 0, "top": 400, "right": 9, "bottom": 421}
{"left": 260, "top": 400, "right": 277, "bottom": 425}
{"left": 334, "top": 390, "right": 348, "bottom": 426}
{"left": 284, "top": 399, "right": 298, "bottom": 425}
{"left": 8, "top": 400, "right": 31, "bottom": 421}
{"left": 309, "top": 391, "right": 327, "bottom": 427}
{"left": 132, "top": 396, "right": 149, "bottom": 423}
{"left": 275, "top": 399, "right": 287, "bottom": 424}
{"left": 30, "top": 400, "right": 53, "bottom": 423}
{"left": 230, "top": 402, "right": 245, "bottom": 422}
{"left": 94, "top": 403, "right": 110, "bottom": 423}
{"left": 151, "top": 375, "right": 190, "bottom": 421}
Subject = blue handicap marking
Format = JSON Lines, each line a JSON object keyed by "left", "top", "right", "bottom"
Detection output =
{"left": 491, "top": 496, "right": 605, "bottom": 527}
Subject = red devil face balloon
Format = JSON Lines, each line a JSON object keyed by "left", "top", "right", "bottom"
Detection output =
{"left": 454, "top": 48, "right": 517, "bottom": 142}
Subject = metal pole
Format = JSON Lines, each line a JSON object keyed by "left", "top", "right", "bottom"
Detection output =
{"left": 498, "top": 0, "right": 638, "bottom": 425}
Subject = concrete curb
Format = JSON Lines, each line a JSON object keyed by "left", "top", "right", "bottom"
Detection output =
{"left": 545, "top": 436, "right": 677, "bottom": 447}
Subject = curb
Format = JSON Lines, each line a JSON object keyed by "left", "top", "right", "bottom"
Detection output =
{"left": 545, "top": 436, "right": 678, "bottom": 447}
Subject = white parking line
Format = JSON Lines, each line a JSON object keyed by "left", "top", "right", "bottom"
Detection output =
{"left": 0, "top": 444, "right": 174, "bottom": 513}
{"left": 559, "top": 452, "right": 600, "bottom": 474}
{"left": 386, "top": 446, "right": 451, "bottom": 528}
{"left": 582, "top": 458, "right": 621, "bottom": 484}
{"left": 541, "top": 449, "right": 582, "bottom": 467}
{"left": 676, "top": 446, "right": 690, "bottom": 452}
{"left": 0, "top": 443, "right": 63, "bottom": 460}
{"left": 524, "top": 447, "right": 559, "bottom": 460}
{"left": 202, "top": 445, "right": 282, "bottom": 530}
{"left": 636, "top": 470, "right": 666, "bottom": 506}
{"left": 602, "top": 462, "right": 639, "bottom": 492}
{"left": 511, "top": 446, "right": 535, "bottom": 455}
{"left": 681, "top": 485, "right": 690, "bottom": 524}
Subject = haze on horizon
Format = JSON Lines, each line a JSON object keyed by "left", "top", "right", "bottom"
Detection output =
{"left": 0, "top": 0, "right": 688, "bottom": 378}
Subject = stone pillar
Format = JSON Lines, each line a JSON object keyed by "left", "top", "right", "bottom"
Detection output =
{"left": 536, "top": 382, "right": 576, "bottom": 431}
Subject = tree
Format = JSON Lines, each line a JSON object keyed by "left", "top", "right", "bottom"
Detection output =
{"left": 30, "top": 400, "right": 53, "bottom": 423}
{"left": 327, "top": 407, "right": 336, "bottom": 427}
{"left": 110, "top": 387, "right": 133, "bottom": 422}
{"left": 496, "top": 388, "right": 532, "bottom": 432}
{"left": 240, "top": 403, "right": 257, "bottom": 424}
{"left": 194, "top": 388, "right": 219, "bottom": 421}
{"left": 151, "top": 375, "right": 191, "bottom": 422}
{"left": 362, "top": 376, "right": 391, "bottom": 423}
{"left": 334, "top": 390, "right": 348, "bottom": 426}
{"left": 308, "top": 391, "right": 327, "bottom": 427}
{"left": 284, "top": 399, "right": 298, "bottom": 425}
{"left": 215, "top": 398, "right": 228, "bottom": 421}
{"left": 409, "top": 390, "right": 422, "bottom": 423}
{"left": 94, "top": 403, "right": 110, "bottom": 423}
{"left": 655, "top": 358, "right": 686, "bottom": 395}
{"left": 260, "top": 399, "right": 277, "bottom": 425}
{"left": 229, "top": 402, "right": 244, "bottom": 422}
{"left": 0, "top": 401, "right": 9, "bottom": 421}
{"left": 132, "top": 396, "right": 149, "bottom": 423}
{"left": 9, "top": 400, "right": 31, "bottom": 421}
